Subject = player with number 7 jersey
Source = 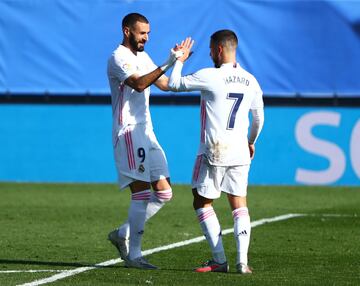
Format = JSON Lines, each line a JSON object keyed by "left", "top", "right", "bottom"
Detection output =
{"left": 169, "top": 54, "right": 263, "bottom": 167}
{"left": 168, "top": 31, "right": 264, "bottom": 274}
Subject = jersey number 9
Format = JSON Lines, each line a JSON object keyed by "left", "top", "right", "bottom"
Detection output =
{"left": 137, "top": 147, "right": 146, "bottom": 163}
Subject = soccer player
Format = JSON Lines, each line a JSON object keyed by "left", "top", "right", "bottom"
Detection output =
{"left": 107, "top": 13, "right": 183, "bottom": 270}
{"left": 168, "top": 31, "right": 264, "bottom": 274}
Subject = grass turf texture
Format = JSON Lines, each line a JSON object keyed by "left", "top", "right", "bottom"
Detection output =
{"left": 0, "top": 183, "right": 359, "bottom": 285}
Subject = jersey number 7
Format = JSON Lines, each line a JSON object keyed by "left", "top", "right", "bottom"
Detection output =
{"left": 227, "top": 93, "right": 244, "bottom": 129}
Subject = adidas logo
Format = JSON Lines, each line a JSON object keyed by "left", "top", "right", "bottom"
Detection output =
{"left": 237, "top": 230, "right": 248, "bottom": 236}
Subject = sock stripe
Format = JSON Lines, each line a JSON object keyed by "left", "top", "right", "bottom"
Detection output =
{"left": 132, "top": 191, "right": 151, "bottom": 201}
{"left": 155, "top": 190, "right": 172, "bottom": 199}
{"left": 232, "top": 208, "right": 249, "bottom": 219}
{"left": 197, "top": 208, "right": 216, "bottom": 223}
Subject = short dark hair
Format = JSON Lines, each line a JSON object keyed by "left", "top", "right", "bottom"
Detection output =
{"left": 210, "top": 29, "right": 238, "bottom": 50}
{"left": 122, "top": 13, "right": 149, "bottom": 29}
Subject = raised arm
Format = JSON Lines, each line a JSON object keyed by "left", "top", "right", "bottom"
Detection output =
{"left": 154, "top": 38, "right": 194, "bottom": 91}
{"left": 175, "top": 37, "right": 195, "bottom": 63}
{"left": 168, "top": 38, "right": 195, "bottom": 91}
{"left": 125, "top": 49, "right": 183, "bottom": 93}
{"left": 154, "top": 75, "right": 170, "bottom": 91}
{"left": 168, "top": 60, "right": 185, "bottom": 91}
{"left": 125, "top": 67, "right": 166, "bottom": 93}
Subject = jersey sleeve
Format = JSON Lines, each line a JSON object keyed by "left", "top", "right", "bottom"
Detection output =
{"left": 168, "top": 61, "right": 210, "bottom": 92}
{"left": 109, "top": 52, "right": 138, "bottom": 82}
{"left": 248, "top": 108, "right": 264, "bottom": 144}
{"left": 250, "top": 78, "right": 264, "bottom": 110}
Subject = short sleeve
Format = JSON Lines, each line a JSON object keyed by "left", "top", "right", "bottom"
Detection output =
{"left": 109, "top": 51, "right": 138, "bottom": 82}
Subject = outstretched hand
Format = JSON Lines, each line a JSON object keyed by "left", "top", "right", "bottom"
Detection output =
{"left": 175, "top": 37, "right": 194, "bottom": 63}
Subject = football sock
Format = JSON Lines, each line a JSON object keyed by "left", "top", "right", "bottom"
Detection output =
{"left": 146, "top": 189, "right": 173, "bottom": 219}
{"left": 233, "top": 207, "right": 251, "bottom": 265}
{"left": 196, "top": 207, "right": 226, "bottom": 264}
{"left": 128, "top": 190, "right": 151, "bottom": 260}
{"left": 118, "top": 222, "right": 130, "bottom": 239}
{"left": 117, "top": 189, "right": 172, "bottom": 239}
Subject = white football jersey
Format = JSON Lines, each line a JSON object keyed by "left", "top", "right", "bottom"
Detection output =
{"left": 107, "top": 44, "right": 157, "bottom": 146}
{"left": 169, "top": 61, "right": 264, "bottom": 166}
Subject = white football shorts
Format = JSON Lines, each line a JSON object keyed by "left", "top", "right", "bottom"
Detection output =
{"left": 113, "top": 124, "right": 169, "bottom": 189}
{"left": 192, "top": 154, "right": 250, "bottom": 199}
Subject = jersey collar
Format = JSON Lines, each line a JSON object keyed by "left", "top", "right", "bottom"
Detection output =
{"left": 221, "top": 62, "right": 238, "bottom": 68}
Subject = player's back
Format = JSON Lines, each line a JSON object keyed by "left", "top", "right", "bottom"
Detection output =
{"left": 198, "top": 63, "right": 263, "bottom": 166}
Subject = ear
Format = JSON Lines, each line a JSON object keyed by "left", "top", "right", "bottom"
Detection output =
{"left": 218, "top": 45, "right": 224, "bottom": 56}
{"left": 123, "top": 26, "right": 130, "bottom": 38}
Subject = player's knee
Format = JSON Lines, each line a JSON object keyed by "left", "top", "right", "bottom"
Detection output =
{"left": 154, "top": 188, "right": 173, "bottom": 202}
{"left": 192, "top": 188, "right": 212, "bottom": 210}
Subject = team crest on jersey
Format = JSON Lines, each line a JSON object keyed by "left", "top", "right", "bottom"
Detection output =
{"left": 121, "top": 63, "right": 131, "bottom": 71}
{"left": 138, "top": 164, "right": 145, "bottom": 173}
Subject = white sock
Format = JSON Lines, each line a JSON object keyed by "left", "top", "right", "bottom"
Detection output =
{"left": 118, "top": 189, "right": 172, "bottom": 239}
{"left": 196, "top": 207, "right": 226, "bottom": 264}
{"left": 233, "top": 207, "right": 251, "bottom": 265}
{"left": 128, "top": 190, "right": 151, "bottom": 260}
{"left": 146, "top": 189, "right": 173, "bottom": 219}
{"left": 117, "top": 222, "right": 130, "bottom": 239}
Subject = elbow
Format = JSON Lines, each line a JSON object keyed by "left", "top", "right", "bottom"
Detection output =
{"left": 133, "top": 84, "right": 146, "bottom": 93}
{"left": 132, "top": 79, "right": 148, "bottom": 93}
{"left": 134, "top": 87, "right": 145, "bottom": 93}
{"left": 159, "top": 85, "right": 169, "bottom": 92}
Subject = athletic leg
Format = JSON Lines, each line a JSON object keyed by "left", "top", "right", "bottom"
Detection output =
{"left": 116, "top": 134, "right": 172, "bottom": 238}
{"left": 193, "top": 189, "right": 227, "bottom": 272}
{"left": 109, "top": 126, "right": 157, "bottom": 269}
{"left": 116, "top": 177, "right": 172, "bottom": 240}
{"left": 127, "top": 181, "right": 151, "bottom": 260}
{"left": 227, "top": 193, "right": 252, "bottom": 274}
{"left": 145, "top": 137, "right": 173, "bottom": 220}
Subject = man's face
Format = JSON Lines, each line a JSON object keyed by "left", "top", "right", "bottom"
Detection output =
{"left": 128, "top": 22, "right": 150, "bottom": 52}
{"left": 210, "top": 41, "right": 221, "bottom": 68}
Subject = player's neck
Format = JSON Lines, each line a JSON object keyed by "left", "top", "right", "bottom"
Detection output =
{"left": 222, "top": 54, "right": 236, "bottom": 65}
{"left": 122, "top": 40, "right": 137, "bottom": 55}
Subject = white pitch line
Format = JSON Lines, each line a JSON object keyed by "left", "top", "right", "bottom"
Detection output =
{"left": 143, "top": 213, "right": 305, "bottom": 255}
{"left": 308, "top": 213, "right": 357, "bottom": 218}
{"left": 17, "top": 213, "right": 304, "bottom": 286}
{"left": 0, "top": 270, "right": 66, "bottom": 274}
{"left": 10, "top": 212, "right": 357, "bottom": 284}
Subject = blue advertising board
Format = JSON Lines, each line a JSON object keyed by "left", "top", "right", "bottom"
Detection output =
{"left": 0, "top": 105, "right": 359, "bottom": 185}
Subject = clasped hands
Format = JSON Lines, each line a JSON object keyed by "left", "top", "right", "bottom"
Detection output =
{"left": 173, "top": 37, "right": 195, "bottom": 63}
{"left": 162, "top": 37, "right": 194, "bottom": 72}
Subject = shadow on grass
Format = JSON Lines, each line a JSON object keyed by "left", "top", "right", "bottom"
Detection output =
{"left": 0, "top": 259, "right": 229, "bottom": 273}
{"left": 0, "top": 259, "right": 119, "bottom": 269}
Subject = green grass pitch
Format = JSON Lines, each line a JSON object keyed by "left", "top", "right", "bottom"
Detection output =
{"left": 0, "top": 183, "right": 359, "bottom": 285}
